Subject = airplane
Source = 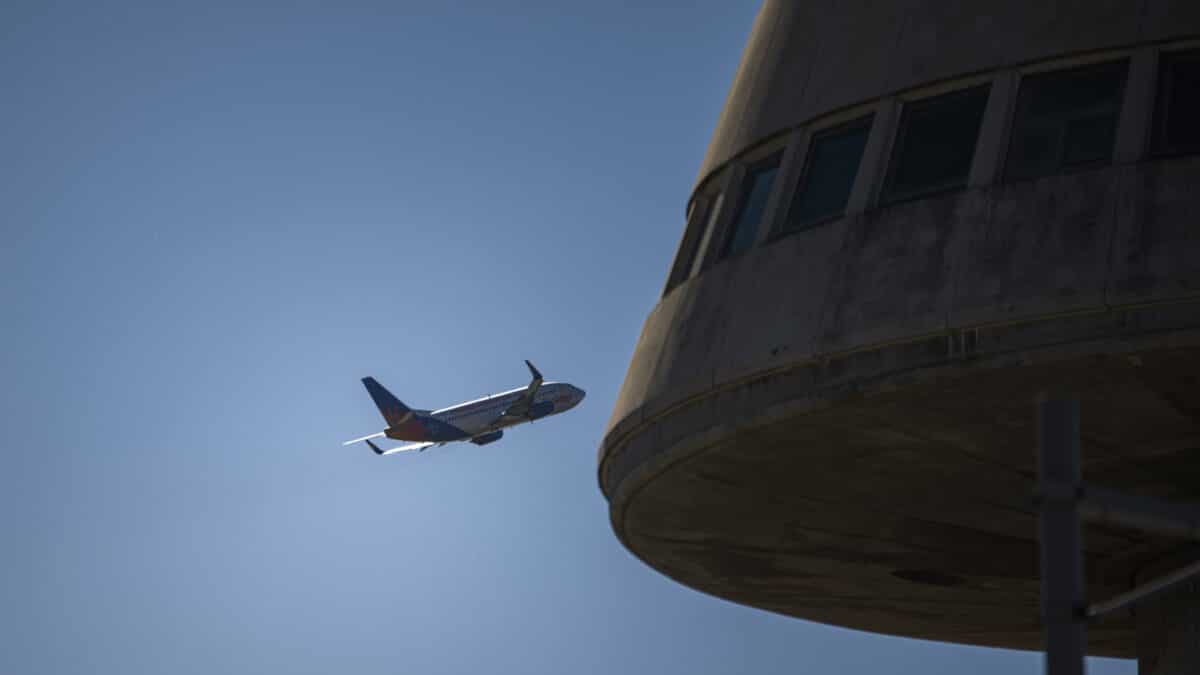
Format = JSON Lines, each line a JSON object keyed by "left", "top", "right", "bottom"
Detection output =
{"left": 343, "top": 360, "right": 585, "bottom": 456}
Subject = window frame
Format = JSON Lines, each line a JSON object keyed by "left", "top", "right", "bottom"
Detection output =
{"left": 777, "top": 114, "right": 875, "bottom": 237}
{"left": 716, "top": 151, "right": 784, "bottom": 262}
{"left": 663, "top": 188, "right": 724, "bottom": 296}
{"left": 686, "top": 191, "right": 724, "bottom": 278}
{"left": 881, "top": 84, "right": 992, "bottom": 205}
{"left": 663, "top": 197, "right": 706, "bottom": 296}
{"left": 1002, "top": 59, "right": 1130, "bottom": 182}
{"left": 1150, "top": 48, "right": 1200, "bottom": 159}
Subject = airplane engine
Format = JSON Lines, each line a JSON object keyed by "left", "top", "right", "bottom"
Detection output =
{"left": 470, "top": 430, "right": 504, "bottom": 446}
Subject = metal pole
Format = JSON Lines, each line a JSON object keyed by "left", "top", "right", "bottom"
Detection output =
{"left": 1038, "top": 396, "right": 1086, "bottom": 675}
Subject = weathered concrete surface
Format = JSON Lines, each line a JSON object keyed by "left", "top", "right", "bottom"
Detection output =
{"left": 951, "top": 169, "right": 1122, "bottom": 325}
{"left": 605, "top": 328, "right": 1200, "bottom": 657}
{"left": 697, "top": 0, "right": 1182, "bottom": 191}
{"left": 1109, "top": 159, "right": 1200, "bottom": 305}
{"left": 601, "top": 159, "right": 1200, "bottom": 657}
{"left": 606, "top": 158, "right": 1200, "bottom": 447}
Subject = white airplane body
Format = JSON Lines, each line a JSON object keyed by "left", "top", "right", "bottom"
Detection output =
{"left": 344, "top": 361, "right": 585, "bottom": 455}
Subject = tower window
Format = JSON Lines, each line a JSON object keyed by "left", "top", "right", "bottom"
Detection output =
{"left": 1004, "top": 61, "right": 1128, "bottom": 181}
{"left": 719, "top": 152, "right": 782, "bottom": 260}
{"left": 664, "top": 201, "right": 698, "bottom": 296}
{"left": 882, "top": 85, "right": 991, "bottom": 204}
{"left": 665, "top": 192, "right": 723, "bottom": 294}
{"left": 781, "top": 115, "right": 873, "bottom": 234}
{"left": 1152, "top": 50, "right": 1200, "bottom": 157}
{"left": 688, "top": 193, "right": 722, "bottom": 278}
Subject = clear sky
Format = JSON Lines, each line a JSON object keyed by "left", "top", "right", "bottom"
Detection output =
{"left": 1, "top": 2, "right": 1133, "bottom": 674}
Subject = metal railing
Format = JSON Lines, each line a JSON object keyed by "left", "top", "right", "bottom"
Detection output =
{"left": 1036, "top": 397, "right": 1200, "bottom": 675}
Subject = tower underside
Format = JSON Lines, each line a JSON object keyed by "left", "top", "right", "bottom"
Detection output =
{"left": 604, "top": 312, "right": 1200, "bottom": 657}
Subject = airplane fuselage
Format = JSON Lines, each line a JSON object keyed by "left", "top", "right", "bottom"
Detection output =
{"left": 428, "top": 382, "right": 583, "bottom": 438}
{"left": 381, "top": 381, "right": 584, "bottom": 444}
{"left": 346, "top": 362, "right": 584, "bottom": 455}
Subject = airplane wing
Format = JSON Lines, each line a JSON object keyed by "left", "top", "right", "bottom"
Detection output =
{"left": 342, "top": 433, "right": 435, "bottom": 455}
{"left": 499, "top": 360, "right": 543, "bottom": 420}
{"left": 365, "top": 438, "right": 436, "bottom": 456}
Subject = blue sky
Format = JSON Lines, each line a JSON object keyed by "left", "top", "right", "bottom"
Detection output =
{"left": 1, "top": 2, "right": 1132, "bottom": 673}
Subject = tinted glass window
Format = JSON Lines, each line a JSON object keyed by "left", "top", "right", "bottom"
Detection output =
{"left": 784, "top": 116, "right": 873, "bottom": 232}
{"left": 1005, "top": 61, "right": 1127, "bottom": 181}
{"left": 1152, "top": 50, "right": 1200, "bottom": 156}
{"left": 883, "top": 85, "right": 990, "bottom": 203}
{"left": 687, "top": 192, "right": 723, "bottom": 278}
{"left": 719, "top": 153, "right": 782, "bottom": 260}
{"left": 664, "top": 202, "right": 702, "bottom": 295}
{"left": 669, "top": 201, "right": 703, "bottom": 290}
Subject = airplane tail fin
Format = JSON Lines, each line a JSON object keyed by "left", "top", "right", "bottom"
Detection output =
{"left": 362, "top": 377, "right": 413, "bottom": 427}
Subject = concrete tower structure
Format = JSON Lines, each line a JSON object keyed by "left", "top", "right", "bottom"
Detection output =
{"left": 599, "top": 1, "right": 1200, "bottom": 669}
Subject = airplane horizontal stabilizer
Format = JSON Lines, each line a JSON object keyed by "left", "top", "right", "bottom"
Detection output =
{"left": 342, "top": 431, "right": 386, "bottom": 446}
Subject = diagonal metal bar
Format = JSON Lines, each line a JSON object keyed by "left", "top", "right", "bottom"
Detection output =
{"left": 1079, "top": 485, "right": 1200, "bottom": 540}
{"left": 1086, "top": 557, "right": 1200, "bottom": 619}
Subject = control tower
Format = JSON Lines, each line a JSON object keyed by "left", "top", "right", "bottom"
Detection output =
{"left": 599, "top": 1, "right": 1200, "bottom": 671}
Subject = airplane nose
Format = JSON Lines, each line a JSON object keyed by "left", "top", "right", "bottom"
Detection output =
{"left": 574, "top": 386, "right": 586, "bottom": 402}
